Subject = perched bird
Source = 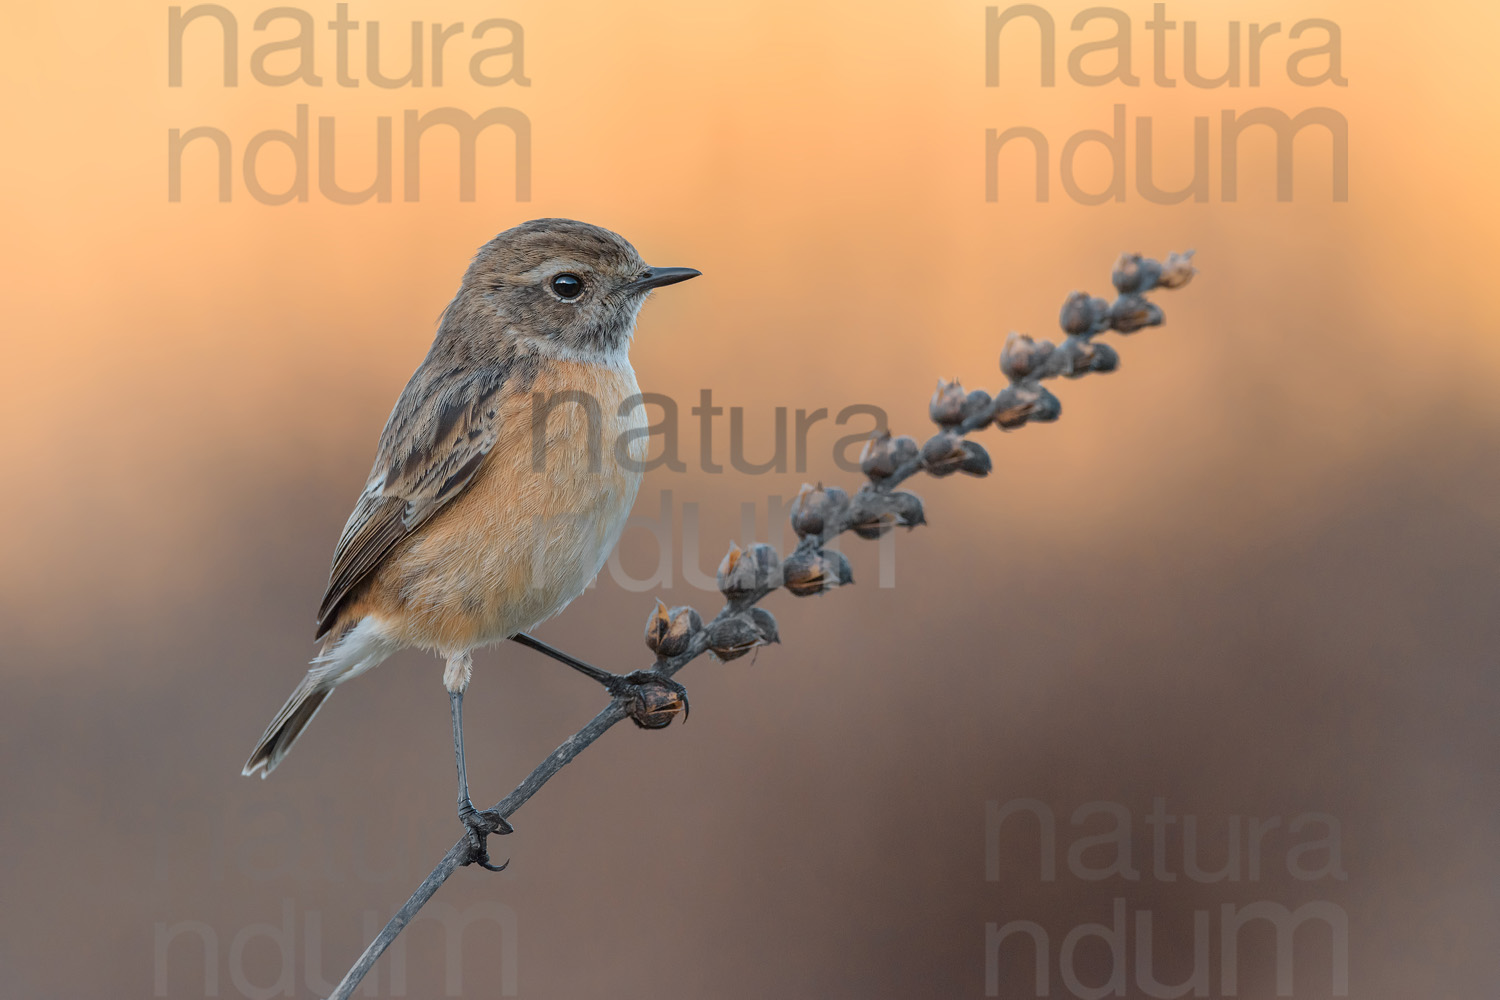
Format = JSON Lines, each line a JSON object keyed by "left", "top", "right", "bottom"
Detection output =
{"left": 242, "top": 218, "right": 699, "bottom": 862}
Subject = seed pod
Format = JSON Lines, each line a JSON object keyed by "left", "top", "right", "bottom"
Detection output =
{"left": 991, "top": 384, "right": 1035, "bottom": 429}
{"left": 958, "top": 440, "right": 992, "bottom": 476}
{"left": 1029, "top": 387, "right": 1062, "bottom": 422}
{"left": 1159, "top": 250, "right": 1196, "bottom": 289}
{"left": 860, "top": 432, "right": 897, "bottom": 483}
{"left": 748, "top": 607, "right": 780, "bottom": 645}
{"left": 850, "top": 489, "right": 926, "bottom": 538}
{"left": 782, "top": 549, "right": 822, "bottom": 594}
{"left": 1089, "top": 342, "right": 1120, "bottom": 373}
{"left": 1109, "top": 295, "right": 1164, "bottom": 334}
{"left": 888, "top": 490, "right": 926, "bottom": 527}
{"left": 850, "top": 502, "right": 896, "bottom": 539}
{"left": 861, "top": 432, "right": 920, "bottom": 483}
{"left": 1111, "top": 253, "right": 1141, "bottom": 292}
{"left": 626, "top": 679, "right": 687, "bottom": 729}
{"left": 825, "top": 549, "right": 854, "bottom": 586}
{"left": 643, "top": 598, "right": 671, "bottom": 655}
{"left": 744, "top": 543, "right": 781, "bottom": 591}
{"left": 1059, "top": 291, "right": 1095, "bottom": 336}
{"left": 717, "top": 542, "right": 780, "bottom": 599}
{"left": 789, "top": 484, "right": 823, "bottom": 537}
{"left": 789, "top": 483, "right": 849, "bottom": 538}
{"left": 962, "top": 389, "right": 994, "bottom": 429}
{"left": 1052, "top": 338, "right": 1090, "bottom": 378}
{"left": 705, "top": 614, "right": 764, "bottom": 661}
{"left": 1088, "top": 296, "right": 1114, "bottom": 335}
{"left": 888, "top": 435, "right": 918, "bottom": 468}
{"left": 921, "top": 431, "right": 967, "bottom": 476}
{"left": 929, "top": 379, "right": 967, "bottom": 427}
{"left": 716, "top": 542, "right": 746, "bottom": 597}
{"left": 658, "top": 605, "right": 703, "bottom": 658}
{"left": 1111, "top": 252, "right": 1162, "bottom": 295}
{"left": 783, "top": 547, "right": 853, "bottom": 596}
{"left": 1000, "top": 333, "right": 1054, "bottom": 382}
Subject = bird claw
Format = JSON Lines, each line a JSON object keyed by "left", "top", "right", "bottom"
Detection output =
{"left": 459, "top": 802, "right": 512, "bottom": 872}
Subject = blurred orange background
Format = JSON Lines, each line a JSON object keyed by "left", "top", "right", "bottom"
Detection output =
{"left": 1, "top": 1, "right": 1496, "bottom": 997}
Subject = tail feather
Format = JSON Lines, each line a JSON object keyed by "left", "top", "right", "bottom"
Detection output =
{"left": 242, "top": 676, "right": 333, "bottom": 778}
{"left": 243, "top": 616, "right": 398, "bottom": 778}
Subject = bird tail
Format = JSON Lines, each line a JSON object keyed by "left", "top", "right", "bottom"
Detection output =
{"left": 242, "top": 674, "right": 333, "bottom": 778}
{"left": 242, "top": 616, "right": 397, "bottom": 778}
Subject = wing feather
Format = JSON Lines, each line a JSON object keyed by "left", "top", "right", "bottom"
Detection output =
{"left": 314, "top": 364, "right": 509, "bottom": 637}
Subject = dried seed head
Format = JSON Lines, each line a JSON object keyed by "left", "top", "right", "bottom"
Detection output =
{"left": 790, "top": 484, "right": 823, "bottom": 537}
{"left": 958, "top": 440, "right": 992, "bottom": 476}
{"left": 1030, "top": 387, "right": 1062, "bottom": 422}
{"left": 748, "top": 607, "right": 780, "bottom": 645}
{"left": 1000, "top": 332, "right": 1055, "bottom": 382}
{"left": 1111, "top": 252, "right": 1163, "bottom": 295}
{"left": 626, "top": 679, "right": 687, "bottom": 729}
{"left": 716, "top": 542, "right": 743, "bottom": 595}
{"left": 861, "top": 432, "right": 921, "bottom": 483}
{"left": 1054, "top": 338, "right": 1095, "bottom": 378}
{"left": 1089, "top": 342, "right": 1120, "bottom": 373}
{"left": 889, "top": 435, "right": 919, "bottom": 467}
{"left": 860, "top": 431, "right": 897, "bottom": 483}
{"left": 1109, "top": 295, "right": 1164, "bottom": 334}
{"left": 790, "top": 483, "right": 849, "bottom": 538}
{"left": 643, "top": 598, "right": 671, "bottom": 655}
{"left": 991, "top": 384, "right": 1035, "bottom": 429}
{"left": 717, "top": 541, "right": 780, "bottom": 599}
{"left": 705, "top": 614, "right": 765, "bottom": 661}
{"left": 782, "top": 547, "right": 853, "bottom": 596}
{"left": 745, "top": 543, "right": 781, "bottom": 590}
{"left": 962, "top": 389, "right": 994, "bottom": 429}
{"left": 1059, "top": 291, "right": 1096, "bottom": 336}
{"left": 1160, "top": 250, "right": 1196, "bottom": 289}
{"left": 825, "top": 549, "right": 854, "bottom": 586}
{"left": 658, "top": 605, "right": 703, "bottom": 658}
{"left": 888, "top": 491, "right": 926, "bottom": 527}
{"left": 782, "top": 549, "right": 822, "bottom": 594}
{"left": 921, "top": 431, "right": 967, "bottom": 476}
{"left": 1088, "top": 296, "right": 1114, "bottom": 334}
{"left": 850, "top": 489, "right": 926, "bottom": 539}
{"left": 929, "top": 379, "right": 967, "bottom": 427}
{"left": 849, "top": 501, "right": 896, "bottom": 538}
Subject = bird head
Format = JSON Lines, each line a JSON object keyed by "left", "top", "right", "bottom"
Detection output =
{"left": 444, "top": 218, "right": 700, "bottom": 362}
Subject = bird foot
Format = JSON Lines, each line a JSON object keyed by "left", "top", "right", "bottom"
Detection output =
{"left": 606, "top": 670, "right": 690, "bottom": 729}
{"left": 459, "top": 800, "right": 512, "bottom": 872}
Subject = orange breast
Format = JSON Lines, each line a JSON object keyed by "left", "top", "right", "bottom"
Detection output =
{"left": 359, "top": 359, "right": 647, "bottom": 653}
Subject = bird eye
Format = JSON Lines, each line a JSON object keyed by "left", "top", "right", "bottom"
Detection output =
{"left": 550, "top": 273, "right": 584, "bottom": 300}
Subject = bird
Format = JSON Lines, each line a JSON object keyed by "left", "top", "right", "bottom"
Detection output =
{"left": 242, "top": 218, "right": 699, "bottom": 864}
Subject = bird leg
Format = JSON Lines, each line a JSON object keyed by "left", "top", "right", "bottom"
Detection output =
{"left": 509, "top": 632, "right": 615, "bottom": 685}
{"left": 447, "top": 670, "right": 511, "bottom": 872}
{"left": 509, "top": 632, "right": 689, "bottom": 720}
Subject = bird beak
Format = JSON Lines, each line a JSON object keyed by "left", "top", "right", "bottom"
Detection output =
{"left": 628, "top": 266, "right": 701, "bottom": 294}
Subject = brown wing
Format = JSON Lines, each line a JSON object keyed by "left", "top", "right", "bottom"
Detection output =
{"left": 315, "top": 364, "right": 508, "bottom": 638}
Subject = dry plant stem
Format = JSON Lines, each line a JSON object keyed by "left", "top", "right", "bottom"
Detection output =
{"left": 324, "top": 249, "right": 1196, "bottom": 1000}
{"left": 327, "top": 636, "right": 711, "bottom": 1000}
